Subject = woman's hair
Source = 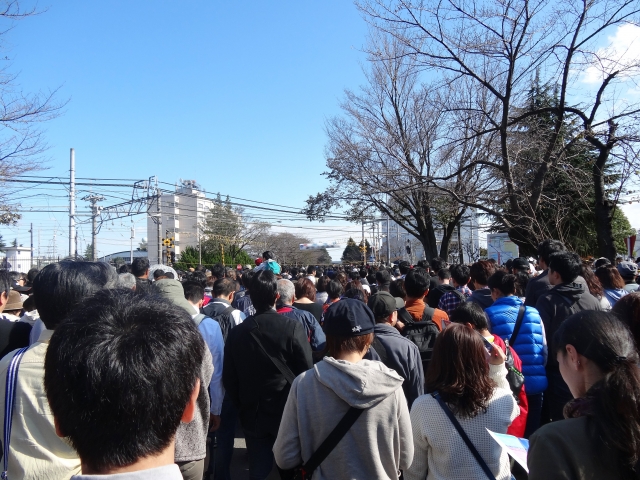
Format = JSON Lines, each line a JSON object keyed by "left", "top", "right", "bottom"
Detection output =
{"left": 486, "top": 271, "right": 516, "bottom": 296}
{"left": 612, "top": 292, "right": 640, "bottom": 354}
{"left": 554, "top": 311, "right": 640, "bottom": 477}
{"left": 581, "top": 264, "right": 604, "bottom": 298}
{"left": 294, "top": 278, "right": 316, "bottom": 301}
{"left": 325, "top": 333, "right": 374, "bottom": 358}
{"left": 449, "top": 301, "right": 489, "bottom": 331}
{"left": 389, "top": 279, "right": 406, "bottom": 300}
{"left": 344, "top": 280, "right": 367, "bottom": 303}
{"left": 425, "top": 323, "right": 495, "bottom": 418}
{"left": 595, "top": 265, "right": 626, "bottom": 290}
{"left": 514, "top": 272, "right": 531, "bottom": 297}
{"left": 316, "top": 276, "right": 329, "bottom": 293}
{"left": 335, "top": 272, "right": 349, "bottom": 289}
{"left": 326, "top": 280, "right": 343, "bottom": 300}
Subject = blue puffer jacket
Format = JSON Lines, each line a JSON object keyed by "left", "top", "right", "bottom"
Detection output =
{"left": 487, "top": 295, "right": 548, "bottom": 394}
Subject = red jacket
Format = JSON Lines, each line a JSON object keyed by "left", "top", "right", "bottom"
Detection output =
{"left": 492, "top": 334, "right": 528, "bottom": 438}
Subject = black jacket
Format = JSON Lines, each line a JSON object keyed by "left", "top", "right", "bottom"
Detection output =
{"left": 427, "top": 283, "right": 456, "bottom": 308}
{"left": 525, "top": 271, "right": 588, "bottom": 307}
{"left": 202, "top": 300, "right": 237, "bottom": 343}
{"left": 222, "top": 310, "right": 313, "bottom": 436}
{"left": 535, "top": 282, "right": 602, "bottom": 372}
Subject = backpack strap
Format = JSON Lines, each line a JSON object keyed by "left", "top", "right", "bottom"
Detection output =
{"left": 431, "top": 392, "right": 497, "bottom": 480}
{"left": 298, "top": 406, "right": 364, "bottom": 478}
{"left": 398, "top": 307, "right": 414, "bottom": 325}
{"left": 421, "top": 306, "right": 436, "bottom": 322}
{"left": 3, "top": 346, "right": 29, "bottom": 478}
{"left": 509, "top": 305, "right": 526, "bottom": 346}
{"left": 249, "top": 317, "right": 296, "bottom": 384}
{"left": 371, "top": 336, "right": 390, "bottom": 366}
{"left": 193, "top": 313, "right": 207, "bottom": 327}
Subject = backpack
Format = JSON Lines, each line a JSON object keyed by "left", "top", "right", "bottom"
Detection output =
{"left": 202, "top": 304, "right": 236, "bottom": 343}
{"left": 399, "top": 306, "right": 440, "bottom": 372}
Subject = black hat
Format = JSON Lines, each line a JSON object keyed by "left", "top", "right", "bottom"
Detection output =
{"left": 323, "top": 298, "right": 375, "bottom": 337}
{"left": 367, "top": 291, "right": 404, "bottom": 319}
{"left": 511, "top": 257, "right": 530, "bottom": 271}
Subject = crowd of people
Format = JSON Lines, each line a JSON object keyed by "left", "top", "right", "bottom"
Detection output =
{"left": 0, "top": 240, "right": 638, "bottom": 480}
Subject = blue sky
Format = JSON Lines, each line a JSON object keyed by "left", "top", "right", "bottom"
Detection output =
{"left": 1, "top": 1, "right": 373, "bottom": 256}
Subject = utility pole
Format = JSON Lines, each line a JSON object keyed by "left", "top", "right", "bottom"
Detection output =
{"left": 156, "top": 179, "right": 162, "bottom": 265}
{"left": 29, "top": 223, "right": 33, "bottom": 268}
{"left": 386, "top": 215, "right": 391, "bottom": 266}
{"left": 69, "top": 148, "right": 76, "bottom": 258}
{"left": 130, "top": 222, "right": 135, "bottom": 264}
{"left": 361, "top": 219, "right": 365, "bottom": 265}
{"left": 83, "top": 194, "right": 104, "bottom": 262}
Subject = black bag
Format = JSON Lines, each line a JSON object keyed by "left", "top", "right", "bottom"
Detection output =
{"left": 278, "top": 406, "right": 365, "bottom": 480}
{"left": 400, "top": 306, "right": 440, "bottom": 372}
{"left": 505, "top": 305, "right": 526, "bottom": 398}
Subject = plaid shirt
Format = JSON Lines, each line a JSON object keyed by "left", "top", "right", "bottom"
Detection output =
{"left": 438, "top": 285, "right": 472, "bottom": 315}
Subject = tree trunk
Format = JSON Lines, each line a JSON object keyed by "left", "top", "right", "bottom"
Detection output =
{"left": 593, "top": 150, "right": 617, "bottom": 261}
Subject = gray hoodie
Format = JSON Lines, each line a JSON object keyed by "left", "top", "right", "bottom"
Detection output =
{"left": 273, "top": 357, "right": 413, "bottom": 479}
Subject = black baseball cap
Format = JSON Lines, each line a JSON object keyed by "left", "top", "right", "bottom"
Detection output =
{"left": 367, "top": 291, "right": 404, "bottom": 319}
{"left": 323, "top": 298, "right": 375, "bottom": 337}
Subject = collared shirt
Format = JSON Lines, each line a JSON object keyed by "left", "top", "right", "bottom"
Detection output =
{"left": 437, "top": 285, "right": 472, "bottom": 315}
{"left": 0, "top": 329, "right": 82, "bottom": 479}
{"left": 72, "top": 464, "right": 183, "bottom": 480}
{"left": 190, "top": 305, "right": 225, "bottom": 415}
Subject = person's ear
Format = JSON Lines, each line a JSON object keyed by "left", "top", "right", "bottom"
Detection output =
{"left": 181, "top": 378, "right": 201, "bottom": 424}
{"left": 53, "top": 416, "right": 65, "bottom": 438}
{"left": 565, "top": 344, "right": 581, "bottom": 370}
{"left": 465, "top": 322, "right": 474, "bottom": 330}
{"left": 197, "top": 299, "right": 204, "bottom": 309}
{"left": 228, "top": 290, "right": 235, "bottom": 302}
{"left": 0, "top": 291, "right": 7, "bottom": 309}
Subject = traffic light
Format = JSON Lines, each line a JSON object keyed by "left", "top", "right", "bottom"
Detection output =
{"left": 170, "top": 251, "right": 175, "bottom": 263}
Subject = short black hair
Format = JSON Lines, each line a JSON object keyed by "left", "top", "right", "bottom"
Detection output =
{"left": 44, "top": 289, "right": 203, "bottom": 474}
{"left": 0, "top": 270, "right": 11, "bottom": 296}
{"left": 548, "top": 251, "right": 582, "bottom": 284}
{"left": 262, "top": 251, "right": 275, "bottom": 260}
{"left": 375, "top": 269, "right": 391, "bottom": 285}
{"left": 130, "top": 257, "right": 150, "bottom": 277}
{"left": 26, "top": 267, "right": 39, "bottom": 284}
{"left": 211, "top": 264, "right": 225, "bottom": 280}
{"left": 190, "top": 271, "right": 207, "bottom": 288}
{"left": 430, "top": 257, "right": 447, "bottom": 272}
{"left": 404, "top": 268, "right": 430, "bottom": 298}
{"left": 326, "top": 280, "right": 344, "bottom": 300}
{"left": 307, "top": 266, "right": 316, "bottom": 274}
{"left": 399, "top": 261, "right": 411, "bottom": 275}
{"left": 450, "top": 264, "right": 470, "bottom": 286}
{"left": 249, "top": 270, "right": 278, "bottom": 312}
{"left": 449, "top": 301, "right": 489, "bottom": 330}
{"left": 438, "top": 268, "right": 452, "bottom": 281}
{"left": 537, "top": 239, "right": 566, "bottom": 265}
{"left": 33, "top": 261, "right": 117, "bottom": 330}
{"left": 213, "top": 278, "right": 236, "bottom": 297}
{"left": 241, "top": 270, "right": 256, "bottom": 291}
{"left": 182, "top": 281, "right": 204, "bottom": 303}
{"left": 487, "top": 271, "right": 517, "bottom": 296}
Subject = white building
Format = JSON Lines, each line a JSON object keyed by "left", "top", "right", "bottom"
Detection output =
{"left": 378, "top": 210, "right": 481, "bottom": 264}
{"left": 147, "top": 180, "right": 213, "bottom": 264}
{"left": 1, "top": 246, "right": 33, "bottom": 272}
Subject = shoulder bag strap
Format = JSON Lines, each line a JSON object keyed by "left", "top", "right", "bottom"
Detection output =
{"left": 249, "top": 318, "right": 296, "bottom": 384}
{"left": 509, "top": 305, "right": 526, "bottom": 346}
{"left": 193, "top": 313, "right": 206, "bottom": 327}
{"left": 431, "top": 392, "right": 497, "bottom": 480}
{"left": 3, "top": 346, "right": 29, "bottom": 479}
{"left": 299, "top": 406, "right": 364, "bottom": 477}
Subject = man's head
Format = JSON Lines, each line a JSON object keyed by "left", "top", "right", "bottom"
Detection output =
{"left": 307, "top": 266, "right": 316, "bottom": 276}
{"left": 326, "top": 280, "right": 344, "bottom": 300}
{"left": 367, "top": 291, "right": 404, "bottom": 325}
{"left": 262, "top": 251, "right": 275, "bottom": 261}
{"left": 249, "top": 270, "right": 279, "bottom": 312}
{"left": 511, "top": 257, "right": 530, "bottom": 274}
{"left": 469, "top": 260, "right": 495, "bottom": 288}
{"left": 213, "top": 278, "right": 236, "bottom": 302}
{"left": 44, "top": 290, "right": 203, "bottom": 474}
{"left": 430, "top": 257, "right": 447, "bottom": 274}
{"left": 404, "top": 268, "right": 430, "bottom": 299}
{"left": 548, "top": 252, "right": 582, "bottom": 285}
{"left": 182, "top": 281, "right": 205, "bottom": 307}
{"left": 117, "top": 273, "right": 137, "bottom": 291}
{"left": 323, "top": 298, "right": 375, "bottom": 356}
{"left": 617, "top": 261, "right": 638, "bottom": 283}
{"left": 33, "top": 261, "right": 118, "bottom": 330}
{"left": 276, "top": 279, "right": 295, "bottom": 306}
{"left": 398, "top": 261, "right": 411, "bottom": 275}
{"left": 536, "top": 239, "right": 566, "bottom": 270}
{"left": 448, "top": 300, "right": 489, "bottom": 331}
{"left": 131, "top": 257, "right": 150, "bottom": 279}
{"left": 437, "top": 268, "right": 452, "bottom": 285}
{"left": 375, "top": 270, "right": 391, "bottom": 291}
{"left": 210, "top": 264, "right": 226, "bottom": 281}
{"left": 0, "top": 270, "right": 11, "bottom": 312}
{"left": 450, "top": 264, "right": 471, "bottom": 287}
{"left": 241, "top": 270, "right": 255, "bottom": 292}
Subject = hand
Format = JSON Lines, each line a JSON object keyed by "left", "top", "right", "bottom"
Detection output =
{"left": 209, "top": 414, "right": 221, "bottom": 432}
{"left": 488, "top": 342, "right": 506, "bottom": 366}
{"left": 395, "top": 320, "right": 405, "bottom": 333}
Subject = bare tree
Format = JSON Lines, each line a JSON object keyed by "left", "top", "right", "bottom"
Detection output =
{"left": 359, "top": 0, "right": 640, "bottom": 259}
{"left": 304, "top": 36, "right": 485, "bottom": 261}
{"left": 0, "top": 1, "right": 65, "bottom": 224}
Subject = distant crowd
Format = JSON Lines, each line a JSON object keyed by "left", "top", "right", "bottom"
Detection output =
{"left": 0, "top": 240, "right": 639, "bottom": 480}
